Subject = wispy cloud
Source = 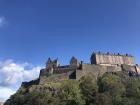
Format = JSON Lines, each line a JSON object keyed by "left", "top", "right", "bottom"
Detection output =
{"left": 0, "top": 59, "right": 42, "bottom": 102}
{"left": 0, "top": 87, "right": 15, "bottom": 102}
{"left": 0, "top": 16, "right": 6, "bottom": 27}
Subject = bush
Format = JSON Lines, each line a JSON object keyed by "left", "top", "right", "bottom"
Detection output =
{"left": 79, "top": 75, "right": 98, "bottom": 104}
{"left": 4, "top": 71, "right": 140, "bottom": 105}
{"left": 59, "top": 80, "right": 85, "bottom": 105}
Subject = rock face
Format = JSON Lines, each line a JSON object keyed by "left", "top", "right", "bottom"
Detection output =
{"left": 39, "top": 52, "right": 140, "bottom": 84}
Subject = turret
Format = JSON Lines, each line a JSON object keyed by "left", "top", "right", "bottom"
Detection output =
{"left": 46, "top": 58, "right": 52, "bottom": 69}
{"left": 70, "top": 56, "right": 79, "bottom": 68}
{"left": 90, "top": 52, "right": 96, "bottom": 64}
{"left": 53, "top": 58, "right": 59, "bottom": 68}
{"left": 46, "top": 58, "right": 59, "bottom": 68}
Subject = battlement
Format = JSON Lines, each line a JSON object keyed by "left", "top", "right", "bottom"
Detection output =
{"left": 91, "top": 52, "right": 135, "bottom": 66}
{"left": 91, "top": 52, "right": 133, "bottom": 57}
{"left": 39, "top": 52, "right": 138, "bottom": 84}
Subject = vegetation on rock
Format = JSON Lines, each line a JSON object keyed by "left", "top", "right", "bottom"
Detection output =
{"left": 4, "top": 71, "right": 140, "bottom": 105}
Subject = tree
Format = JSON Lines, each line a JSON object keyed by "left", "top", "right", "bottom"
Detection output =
{"left": 98, "top": 73, "right": 126, "bottom": 105}
{"left": 94, "top": 93, "right": 112, "bottom": 105}
{"left": 59, "top": 80, "right": 85, "bottom": 105}
{"left": 79, "top": 75, "right": 98, "bottom": 104}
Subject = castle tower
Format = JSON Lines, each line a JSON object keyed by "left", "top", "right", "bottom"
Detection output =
{"left": 91, "top": 52, "right": 96, "bottom": 64}
{"left": 46, "top": 58, "right": 52, "bottom": 68}
{"left": 46, "top": 58, "right": 59, "bottom": 69}
{"left": 52, "top": 59, "right": 59, "bottom": 68}
{"left": 70, "top": 56, "right": 79, "bottom": 68}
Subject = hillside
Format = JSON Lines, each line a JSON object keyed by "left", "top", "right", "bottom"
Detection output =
{"left": 4, "top": 71, "right": 140, "bottom": 105}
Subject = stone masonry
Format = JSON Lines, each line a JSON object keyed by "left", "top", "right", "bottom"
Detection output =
{"left": 39, "top": 52, "right": 140, "bottom": 84}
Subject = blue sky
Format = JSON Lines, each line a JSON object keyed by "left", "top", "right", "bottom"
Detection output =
{"left": 0, "top": 0, "right": 140, "bottom": 101}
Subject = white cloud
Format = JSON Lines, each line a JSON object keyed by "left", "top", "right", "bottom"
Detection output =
{"left": 0, "top": 16, "right": 6, "bottom": 27}
{"left": 0, "top": 87, "right": 16, "bottom": 102}
{"left": 0, "top": 59, "right": 42, "bottom": 102}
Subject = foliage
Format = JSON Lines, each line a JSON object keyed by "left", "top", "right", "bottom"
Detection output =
{"left": 59, "top": 80, "right": 85, "bottom": 105}
{"left": 79, "top": 75, "right": 98, "bottom": 104}
{"left": 94, "top": 93, "right": 112, "bottom": 105}
{"left": 4, "top": 71, "right": 140, "bottom": 105}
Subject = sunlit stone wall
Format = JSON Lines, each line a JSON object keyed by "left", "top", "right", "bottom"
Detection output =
{"left": 91, "top": 53, "right": 135, "bottom": 66}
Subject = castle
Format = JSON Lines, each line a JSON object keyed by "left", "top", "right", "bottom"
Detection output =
{"left": 39, "top": 52, "right": 140, "bottom": 84}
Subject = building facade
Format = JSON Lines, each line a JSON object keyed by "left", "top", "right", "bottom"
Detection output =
{"left": 39, "top": 52, "right": 139, "bottom": 84}
{"left": 91, "top": 52, "right": 135, "bottom": 66}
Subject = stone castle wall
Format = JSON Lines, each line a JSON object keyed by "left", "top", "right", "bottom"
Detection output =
{"left": 39, "top": 63, "right": 139, "bottom": 83}
{"left": 76, "top": 64, "right": 122, "bottom": 80}
{"left": 39, "top": 70, "right": 75, "bottom": 84}
{"left": 136, "top": 67, "right": 140, "bottom": 74}
{"left": 91, "top": 53, "right": 135, "bottom": 66}
{"left": 39, "top": 52, "right": 138, "bottom": 83}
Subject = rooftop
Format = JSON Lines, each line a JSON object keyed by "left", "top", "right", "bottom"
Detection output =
{"left": 92, "top": 52, "right": 134, "bottom": 57}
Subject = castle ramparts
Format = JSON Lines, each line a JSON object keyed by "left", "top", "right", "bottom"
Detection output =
{"left": 39, "top": 52, "right": 140, "bottom": 84}
{"left": 91, "top": 52, "right": 135, "bottom": 66}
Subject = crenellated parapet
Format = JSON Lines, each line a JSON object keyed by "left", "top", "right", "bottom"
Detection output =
{"left": 39, "top": 52, "right": 139, "bottom": 84}
{"left": 70, "top": 56, "right": 79, "bottom": 68}
{"left": 92, "top": 51, "right": 133, "bottom": 56}
{"left": 91, "top": 52, "right": 135, "bottom": 66}
{"left": 46, "top": 58, "right": 59, "bottom": 69}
